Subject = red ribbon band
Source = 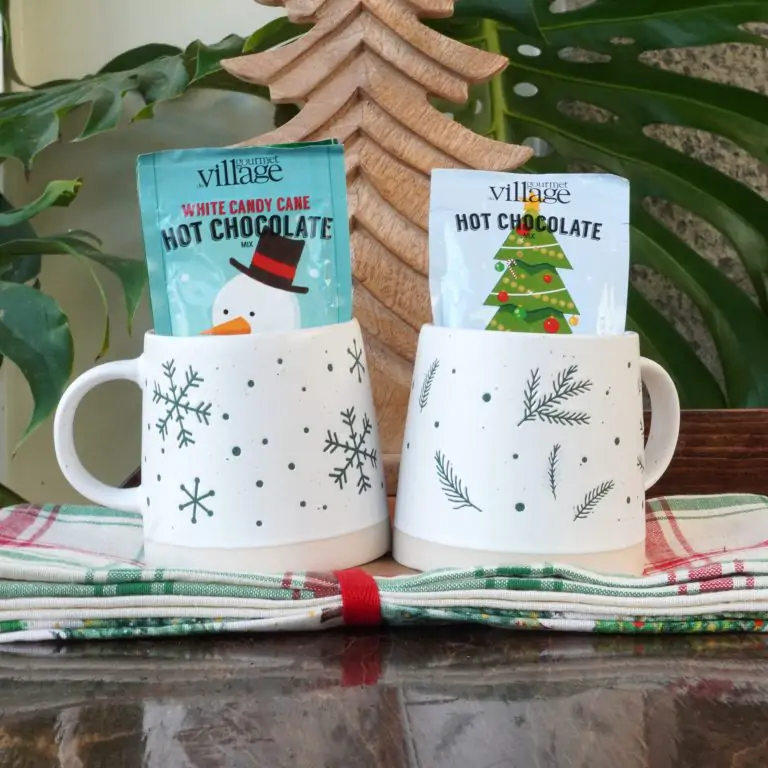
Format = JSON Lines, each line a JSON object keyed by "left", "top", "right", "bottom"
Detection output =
{"left": 334, "top": 568, "right": 382, "bottom": 625}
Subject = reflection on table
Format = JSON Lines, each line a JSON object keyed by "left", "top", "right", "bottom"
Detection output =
{"left": 1, "top": 629, "right": 768, "bottom": 767}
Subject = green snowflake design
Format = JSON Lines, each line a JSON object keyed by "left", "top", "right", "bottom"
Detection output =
{"left": 179, "top": 477, "right": 215, "bottom": 524}
{"left": 153, "top": 360, "right": 213, "bottom": 448}
{"left": 347, "top": 339, "right": 366, "bottom": 383}
{"left": 324, "top": 407, "right": 378, "bottom": 493}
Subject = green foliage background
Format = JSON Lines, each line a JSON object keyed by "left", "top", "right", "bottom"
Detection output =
{"left": 0, "top": 0, "right": 765, "bottom": 504}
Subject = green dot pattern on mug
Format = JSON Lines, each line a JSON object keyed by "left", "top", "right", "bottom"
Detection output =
{"left": 277, "top": 358, "right": 283, "bottom": 365}
{"left": 262, "top": 438, "right": 268, "bottom": 445}
{"left": 300, "top": 501, "right": 306, "bottom": 507}
{"left": 248, "top": 380, "right": 255, "bottom": 388}
{"left": 434, "top": 421, "right": 440, "bottom": 428}
{"left": 513, "top": 453, "right": 519, "bottom": 459}
{"left": 482, "top": 393, "right": 491, "bottom": 402}
{"left": 327, "top": 364, "right": 334, "bottom": 372}
{"left": 223, "top": 413, "right": 230, "bottom": 420}
{"left": 304, "top": 427, "right": 310, "bottom": 434}
{"left": 515, "top": 502, "right": 525, "bottom": 512}
{"left": 289, "top": 463, "right": 296, "bottom": 470}
{"left": 232, "top": 447, "right": 241, "bottom": 456}
{"left": 626, "top": 497, "right": 631, "bottom": 504}
{"left": 615, "top": 437, "right": 620, "bottom": 445}
{"left": 257, "top": 520, "right": 263, "bottom": 527}
{"left": 256, "top": 480, "right": 263, "bottom": 488}
{"left": 156, "top": 474, "right": 161, "bottom": 482}
{"left": 582, "top": 456, "right": 588, "bottom": 463}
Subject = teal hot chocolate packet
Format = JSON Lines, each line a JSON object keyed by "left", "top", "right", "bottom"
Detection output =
{"left": 137, "top": 140, "right": 352, "bottom": 336}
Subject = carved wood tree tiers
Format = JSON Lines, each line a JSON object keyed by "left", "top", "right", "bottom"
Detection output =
{"left": 223, "top": 0, "right": 533, "bottom": 479}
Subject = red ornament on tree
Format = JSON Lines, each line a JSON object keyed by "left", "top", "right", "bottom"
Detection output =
{"left": 543, "top": 273, "right": 552, "bottom": 284}
{"left": 515, "top": 224, "right": 531, "bottom": 237}
{"left": 544, "top": 316, "right": 560, "bottom": 334}
{"left": 498, "top": 290, "right": 509, "bottom": 303}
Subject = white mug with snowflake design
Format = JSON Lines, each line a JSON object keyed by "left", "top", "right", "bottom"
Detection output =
{"left": 54, "top": 320, "right": 389, "bottom": 572}
{"left": 394, "top": 325, "right": 680, "bottom": 576}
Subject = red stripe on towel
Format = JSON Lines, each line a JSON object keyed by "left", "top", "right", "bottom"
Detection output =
{"left": 660, "top": 497, "right": 697, "bottom": 558}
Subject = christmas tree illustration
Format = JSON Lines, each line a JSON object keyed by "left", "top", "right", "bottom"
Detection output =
{"left": 484, "top": 196, "right": 580, "bottom": 335}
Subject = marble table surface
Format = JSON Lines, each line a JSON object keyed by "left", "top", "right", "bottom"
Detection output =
{"left": 1, "top": 628, "right": 767, "bottom": 767}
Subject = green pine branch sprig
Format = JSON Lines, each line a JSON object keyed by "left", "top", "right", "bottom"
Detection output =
{"left": 573, "top": 480, "right": 615, "bottom": 521}
{"left": 419, "top": 359, "right": 440, "bottom": 412}
{"left": 547, "top": 443, "right": 561, "bottom": 499}
{"left": 435, "top": 450, "right": 481, "bottom": 512}
{"left": 518, "top": 365, "right": 592, "bottom": 427}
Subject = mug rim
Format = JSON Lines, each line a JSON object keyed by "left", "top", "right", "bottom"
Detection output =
{"left": 420, "top": 323, "right": 638, "bottom": 342}
{"left": 145, "top": 318, "right": 359, "bottom": 343}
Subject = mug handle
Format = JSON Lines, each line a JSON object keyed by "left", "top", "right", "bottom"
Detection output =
{"left": 53, "top": 359, "right": 143, "bottom": 512}
{"left": 640, "top": 358, "right": 681, "bottom": 491}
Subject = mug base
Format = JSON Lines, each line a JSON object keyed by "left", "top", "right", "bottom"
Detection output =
{"left": 144, "top": 520, "right": 390, "bottom": 574}
{"left": 393, "top": 529, "right": 645, "bottom": 577}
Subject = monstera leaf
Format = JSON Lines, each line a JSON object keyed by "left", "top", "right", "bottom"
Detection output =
{"left": 0, "top": 225, "right": 145, "bottom": 442}
{"left": 435, "top": 0, "right": 768, "bottom": 407}
{"left": 0, "top": 190, "right": 146, "bottom": 443}
{"left": 0, "top": 281, "right": 74, "bottom": 446}
{"left": 0, "top": 19, "right": 303, "bottom": 170}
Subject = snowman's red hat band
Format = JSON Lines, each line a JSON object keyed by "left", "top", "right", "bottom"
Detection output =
{"left": 251, "top": 250, "right": 296, "bottom": 281}
{"left": 229, "top": 228, "right": 309, "bottom": 295}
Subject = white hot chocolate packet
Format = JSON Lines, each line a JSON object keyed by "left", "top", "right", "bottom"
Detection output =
{"left": 429, "top": 171, "right": 630, "bottom": 335}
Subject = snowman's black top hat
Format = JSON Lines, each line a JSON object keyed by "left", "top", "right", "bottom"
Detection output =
{"left": 229, "top": 228, "right": 309, "bottom": 294}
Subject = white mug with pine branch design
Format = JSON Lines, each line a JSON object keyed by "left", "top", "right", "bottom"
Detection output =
{"left": 54, "top": 320, "right": 389, "bottom": 572}
{"left": 394, "top": 325, "right": 680, "bottom": 575}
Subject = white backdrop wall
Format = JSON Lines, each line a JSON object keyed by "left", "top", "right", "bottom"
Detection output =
{"left": 6, "top": 0, "right": 282, "bottom": 503}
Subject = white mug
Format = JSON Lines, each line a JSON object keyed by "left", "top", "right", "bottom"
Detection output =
{"left": 393, "top": 326, "right": 680, "bottom": 575}
{"left": 54, "top": 320, "right": 390, "bottom": 572}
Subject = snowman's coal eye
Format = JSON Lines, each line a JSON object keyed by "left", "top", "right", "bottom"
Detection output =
{"left": 223, "top": 309, "right": 229, "bottom": 316}
{"left": 250, "top": 311, "right": 255, "bottom": 317}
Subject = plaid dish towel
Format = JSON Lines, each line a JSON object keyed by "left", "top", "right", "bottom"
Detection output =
{"left": 1, "top": 494, "right": 767, "bottom": 643}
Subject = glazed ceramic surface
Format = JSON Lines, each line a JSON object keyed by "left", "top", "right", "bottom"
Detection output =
{"left": 55, "top": 321, "right": 388, "bottom": 557}
{"left": 395, "top": 326, "right": 680, "bottom": 559}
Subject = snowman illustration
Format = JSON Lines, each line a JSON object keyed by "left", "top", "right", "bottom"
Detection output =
{"left": 204, "top": 228, "right": 308, "bottom": 335}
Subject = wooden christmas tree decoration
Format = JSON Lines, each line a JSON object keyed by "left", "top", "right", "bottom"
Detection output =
{"left": 222, "top": 0, "right": 533, "bottom": 474}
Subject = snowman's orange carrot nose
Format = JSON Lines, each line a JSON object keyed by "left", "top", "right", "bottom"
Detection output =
{"left": 202, "top": 316, "right": 251, "bottom": 336}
